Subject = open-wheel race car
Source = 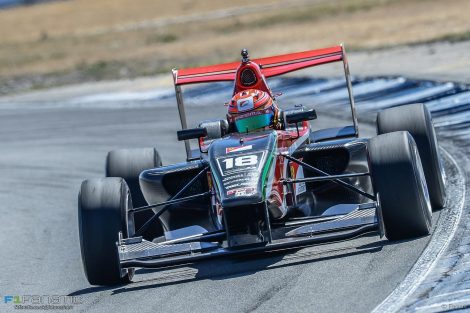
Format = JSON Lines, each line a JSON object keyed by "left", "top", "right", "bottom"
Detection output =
{"left": 78, "top": 45, "right": 446, "bottom": 285}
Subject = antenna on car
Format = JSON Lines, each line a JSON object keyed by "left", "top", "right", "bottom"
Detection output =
{"left": 241, "top": 49, "right": 249, "bottom": 63}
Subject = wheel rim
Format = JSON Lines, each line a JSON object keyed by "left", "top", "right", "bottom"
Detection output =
{"left": 414, "top": 145, "right": 432, "bottom": 227}
{"left": 126, "top": 191, "right": 135, "bottom": 237}
{"left": 123, "top": 189, "right": 135, "bottom": 280}
{"left": 431, "top": 123, "right": 447, "bottom": 189}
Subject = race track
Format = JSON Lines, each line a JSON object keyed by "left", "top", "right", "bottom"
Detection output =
{"left": 0, "top": 76, "right": 468, "bottom": 313}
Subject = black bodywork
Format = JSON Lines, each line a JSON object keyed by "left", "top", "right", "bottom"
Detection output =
{"left": 117, "top": 130, "right": 381, "bottom": 270}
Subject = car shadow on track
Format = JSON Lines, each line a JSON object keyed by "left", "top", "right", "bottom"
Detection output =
{"left": 68, "top": 234, "right": 425, "bottom": 297}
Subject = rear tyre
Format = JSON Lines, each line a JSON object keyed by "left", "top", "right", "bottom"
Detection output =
{"left": 78, "top": 178, "right": 134, "bottom": 285}
{"left": 106, "top": 148, "right": 162, "bottom": 207}
{"left": 106, "top": 148, "right": 162, "bottom": 239}
{"left": 377, "top": 103, "right": 446, "bottom": 210}
{"left": 369, "top": 131, "right": 432, "bottom": 240}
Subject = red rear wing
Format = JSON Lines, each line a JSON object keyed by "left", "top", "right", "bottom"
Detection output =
{"left": 174, "top": 45, "right": 344, "bottom": 85}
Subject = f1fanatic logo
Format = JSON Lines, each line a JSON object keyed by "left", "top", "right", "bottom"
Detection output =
{"left": 3, "top": 295, "right": 83, "bottom": 305}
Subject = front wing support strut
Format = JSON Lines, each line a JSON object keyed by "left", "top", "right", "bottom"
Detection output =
{"left": 281, "top": 154, "right": 376, "bottom": 201}
{"left": 134, "top": 164, "right": 210, "bottom": 236}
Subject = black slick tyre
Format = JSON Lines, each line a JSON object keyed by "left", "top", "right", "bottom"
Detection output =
{"left": 377, "top": 103, "right": 446, "bottom": 210}
{"left": 106, "top": 147, "right": 162, "bottom": 207}
{"left": 78, "top": 178, "right": 134, "bottom": 285}
{"left": 369, "top": 131, "right": 432, "bottom": 240}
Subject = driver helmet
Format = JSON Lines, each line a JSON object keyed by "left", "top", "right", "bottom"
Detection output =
{"left": 227, "top": 89, "right": 280, "bottom": 133}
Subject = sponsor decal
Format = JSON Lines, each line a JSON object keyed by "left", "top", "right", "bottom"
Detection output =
{"left": 296, "top": 181, "right": 307, "bottom": 195}
{"left": 227, "top": 187, "right": 255, "bottom": 197}
{"left": 225, "top": 181, "right": 258, "bottom": 190}
{"left": 237, "top": 97, "right": 254, "bottom": 111}
{"left": 236, "top": 108, "right": 271, "bottom": 120}
{"left": 223, "top": 171, "right": 259, "bottom": 190}
{"left": 223, "top": 174, "right": 243, "bottom": 182}
{"left": 226, "top": 144, "right": 253, "bottom": 154}
{"left": 290, "top": 159, "right": 306, "bottom": 195}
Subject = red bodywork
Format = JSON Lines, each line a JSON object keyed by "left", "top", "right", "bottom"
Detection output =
{"left": 174, "top": 45, "right": 343, "bottom": 87}
{"left": 271, "top": 125, "right": 310, "bottom": 213}
{"left": 177, "top": 45, "right": 345, "bottom": 217}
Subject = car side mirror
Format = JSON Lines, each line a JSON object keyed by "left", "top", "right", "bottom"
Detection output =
{"left": 177, "top": 127, "right": 207, "bottom": 141}
{"left": 285, "top": 109, "right": 317, "bottom": 124}
{"left": 199, "top": 119, "right": 229, "bottom": 140}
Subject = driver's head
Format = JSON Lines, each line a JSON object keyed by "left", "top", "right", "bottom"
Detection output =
{"left": 227, "top": 89, "right": 279, "bottom": 133}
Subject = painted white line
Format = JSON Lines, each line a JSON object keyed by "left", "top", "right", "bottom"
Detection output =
{"left": 371, "top": 147, "right": 466, "bottom": 313}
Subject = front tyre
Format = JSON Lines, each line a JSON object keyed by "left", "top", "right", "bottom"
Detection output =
{"left": 377, "top": 103, "right": 446, "bottom": 210}
{"left": 78, "top": 178, "right": 134, "bottom": 285}
{"left": 369, "top": 131, "right": 432, "bottom": 240}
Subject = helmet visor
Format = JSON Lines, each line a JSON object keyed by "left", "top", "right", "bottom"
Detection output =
{"left": 234, "top": 111, "right": 273, "bottom": 133}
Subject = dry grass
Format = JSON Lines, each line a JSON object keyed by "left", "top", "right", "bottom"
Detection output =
{"left": 0, "top": 0, "right": 469, "bottom": 92}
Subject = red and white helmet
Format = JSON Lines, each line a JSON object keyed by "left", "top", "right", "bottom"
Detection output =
{"left": 227, "top": 89, "right": 279, "bottom": 133}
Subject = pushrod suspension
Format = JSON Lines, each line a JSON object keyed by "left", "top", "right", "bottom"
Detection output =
{"left": 282, "top": 172, "right": 370, "bottom": 184}
{"left": 281, "top": 154, "right": 375, "bottom": 200}
{"left": 130, "top": 192, "right": 212, "bottom": 214}
{"left": 134, "top": 164, "right": 209, "bottom": 236}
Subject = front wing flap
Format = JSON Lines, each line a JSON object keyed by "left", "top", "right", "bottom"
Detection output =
{"left": 117, "top": 205, "right": 380, "bottom": 270}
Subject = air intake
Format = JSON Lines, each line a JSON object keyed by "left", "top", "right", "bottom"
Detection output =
{"left": 240, "top": 68, "right": 257, "bottom": 86}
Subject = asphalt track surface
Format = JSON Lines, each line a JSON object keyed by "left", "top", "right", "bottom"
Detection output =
{"left": 0, "top": 77, "right": 468, "bottom": 313}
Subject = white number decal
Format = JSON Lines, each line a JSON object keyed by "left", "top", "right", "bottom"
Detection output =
{"left": 221, "top": 158, "right": 234, "bottom": 169}
{"left": 222, "top": 155, "right": 258, "bottom": 169}
{"left": 235, "top": 155, "right": 258, "bottom": 167}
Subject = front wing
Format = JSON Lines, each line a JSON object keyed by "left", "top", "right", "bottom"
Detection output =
{"left": 117, "top": 203, "right": 380, "bottom": 270}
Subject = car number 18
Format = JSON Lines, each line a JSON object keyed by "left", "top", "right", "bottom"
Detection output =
{"left": 222, "top": 154, "right": 258, "bottom": 169}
